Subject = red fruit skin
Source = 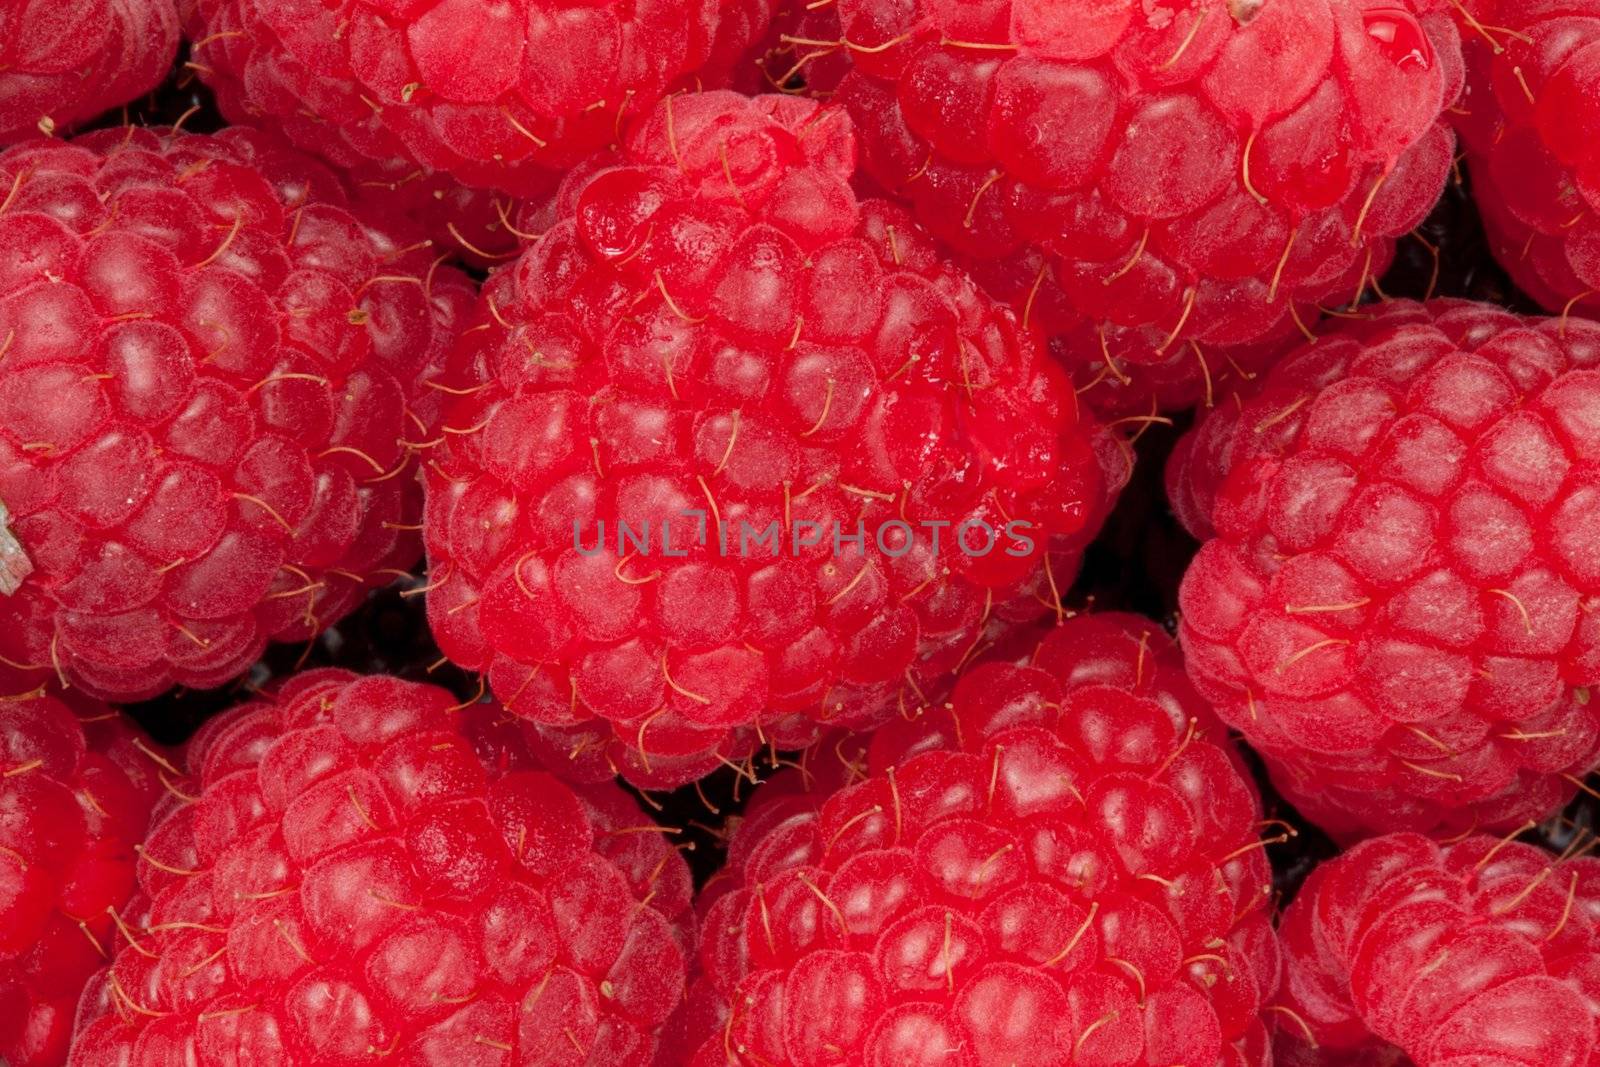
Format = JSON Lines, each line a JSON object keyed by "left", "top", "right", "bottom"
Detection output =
{"left": 1274, "top": 832, "right": 1600, "bottom": 1067}
{"left": 0, "top": 674, "right": 169, "bottom": 1067}
{"left": 0, "top": 127, "right": 476, "bottom": 702}
{"left": 1173, "top": 298, "right": 1600, "bottom": 840}
{"left": 68, "top": 671, "right": 694, "bottom": 1066}
{"left": 1451, "top": 1, "right": 1600, "bottom": 318}
{"left": 180, "top": 0, "right": 777, "bottom": 196}
{"left": 0, "top": 0, "right": 179, "bottom": 142}
{"left": 422, "top": 90, "right": 1127, "bottom": 789}
{"left": 684, "top": 621, "right": 1279, "bottom": 1066}
{"left": 825, "top": 0, "right": 1463, "bottom": 416}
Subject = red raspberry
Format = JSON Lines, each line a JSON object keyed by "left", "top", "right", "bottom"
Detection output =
{"left": 0, "top": 675, "right": 170, "bottom": 1067}
{"left": 829, "top": 0, "right": 1464, "bottom": 413}
{"left": 1273, "top": 831, "right": 1600, "bottom": 1067}
{"left": 68, "top": 670, "right": 693, "bottom": 1065}
{"left": 684, "top": 620, "right": 1280, "bottom": 1067}
{"left": 422, "top": 91, "right": 1126, "bottom": 789}
{"left": 0, "top": 0, "right": 179, "bottom": 142}
{"left": 1173, "top": 298, "right": 1600, "bottom": 839}
{"left": 181, "top": 0, "right": 777, "bottom": 196}
{"left": 1451, "top": 1, "right": 1600, "bottom": 318}
{"left": 0, "top": 127, "right": 475, "bottom": 702}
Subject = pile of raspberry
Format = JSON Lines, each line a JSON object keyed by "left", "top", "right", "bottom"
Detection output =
{"left": 10, "top": 4, "right": 1600, "bottom": 1066}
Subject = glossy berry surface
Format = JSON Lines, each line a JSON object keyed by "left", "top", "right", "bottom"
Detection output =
{"left": 0, "top": 0, "right": 179, "bottom": 142}
{"left": 181, "top": 0, "right": 777, "bottom": 195}
{"left": 0, "top": 674, "right": 169, "bottom": 1067}
{"left": 1452, "top": 1, "right": 1600, "bottom": 318}
{"left": 684, "top": 621, "right": 1280, "bottom": 1066}
{"left": 1274, "top": 831, "right": 1600, "bottom": 1067}
{"left": 0, "top": 127, "right": 475, "bottom": 702}
{"left": 1174, "top": 298, "right": 1600, "bottom": 839}
{"left": 423, "top": 90, "right": 1126, "bottom": 789}
{"left": 826, "top": 0, "right": 1463, "bottom": 416}
{"left": 69, "top": 671, "right": 693, "bottom": 1066}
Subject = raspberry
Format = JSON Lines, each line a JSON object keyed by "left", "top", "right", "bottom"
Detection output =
{"left": 1451, "top": 1, "right": 1600, "bottom": 318}
{"left": 0, "top": 675, "right": 170, "bottom": 1067}
{"left": 0, "top": 127, "right": 475, "bottom": 702}
{"left": 1173, "top": 298, "right": 1600, "bottom": 839}
{"left": 683, "top": 620, "right": 1280, "bottom": 1067}
{"left": 0, "top": 0, "right": 179, "bottom": 142}
{"left": 181, "top": 0, "right": 778, "bottom": 196}
{"left": 828, "top": 0, "right": 1465, "bottom": 414}
{"left": 1273, "top": 831, "right": 1600, "bottom": 1067}
{"left": 68, "top": 671, "right": 693, "bottom": 1065}
{"left": 422, "top": 91, "right": 1126, "bottom": 788}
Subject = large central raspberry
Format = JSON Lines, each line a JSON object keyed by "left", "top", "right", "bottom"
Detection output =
{"left": 1173, "top": 298, "right": 1600, "bottom": 839}
{"left": 69, "top": 672, "right": 694, "bottom": 1065}
{"left": 422, "top": 92, "right": 1125, "bottom": 788}
{"left": 0, "top": 128, "right": 474, "bottom": 702}
{"left": 181, "top": 0, "right": 778, "bottom": 195}
{"left": 826, "top": 0, "right": 1464, "bottom": 415}
{"left": 683, "top": 617, "right": 1279, "bottom": 1066}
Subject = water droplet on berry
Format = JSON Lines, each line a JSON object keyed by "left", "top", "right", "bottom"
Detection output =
{"left": 1363, "top": 8, "right": 1433, "bottom": 72}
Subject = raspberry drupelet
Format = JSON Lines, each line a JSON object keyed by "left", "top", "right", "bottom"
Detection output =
{"left": 1273, "top": 831, "right": 1600, "bottom": 1067}
{"left": 0, "top": 0, "right": 180, "bottom": 143}
{"left": 824, "top": 0, "right": 1464, "bottom": 416}
{"left": 0, "top": 674, "right": 172, "bottom": 1067}
{"left": 0, "top": 127, "right": 476, "bottom": 702}
{"left": 68, "top": 671, "right": 694, "bottom": 1065}
{"left": 1451, "top": 1, "right": 1600, "bottom": 319}
{"left": 421, "top": 91, "right": 1126, "bottom": 789}
{"left": 180, "top": 0, "right": 778, "bottom": 196}
{"left": 1172, "top": 298, "right": 1600, "bottom": 839}
{"left": 683, "top": 620, "right": 1281, "bottom": 1067}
